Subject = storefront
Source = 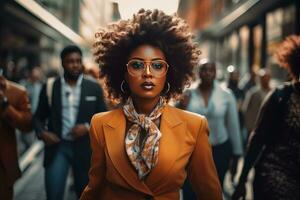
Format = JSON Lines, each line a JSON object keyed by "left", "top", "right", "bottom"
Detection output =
{"left": 200, "top": 0, "right": 299, "bottom": 82}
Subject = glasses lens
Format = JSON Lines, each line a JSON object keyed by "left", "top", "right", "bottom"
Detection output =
{"left": 127, "top": 60, "right": 144, "bottom": 76}
{"left": 127, "top": 60, "right": 168, "bottom": 77}
{"left": 151, "top": 60, "right": 167, "bottom": 76}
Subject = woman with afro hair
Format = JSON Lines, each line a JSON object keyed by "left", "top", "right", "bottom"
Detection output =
{"left": 80, "top": 9, "right": 222, "bottom": 200}
{"left": 233, "top": 35, "right": 300, "bottom": 200}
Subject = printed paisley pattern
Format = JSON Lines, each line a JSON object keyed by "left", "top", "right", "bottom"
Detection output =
{"left": 123, "top": 97, "right": 165, "bottom": 180}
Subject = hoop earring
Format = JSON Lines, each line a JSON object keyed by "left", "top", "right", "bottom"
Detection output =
{"left": 163, "top": 82, "right": 170, "bottom": 95}
{"left": 121, "top": 80, "right": 126, "bottom": 93}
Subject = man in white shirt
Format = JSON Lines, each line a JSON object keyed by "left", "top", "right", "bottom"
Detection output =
{"left": 34, "top": 45, "right": 107, "bottom": 200}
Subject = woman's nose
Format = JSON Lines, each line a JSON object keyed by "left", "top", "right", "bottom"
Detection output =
{"left": 143, "top": 65, "right": 152, "bottom": 77}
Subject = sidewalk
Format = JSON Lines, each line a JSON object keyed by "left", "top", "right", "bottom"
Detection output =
{"left": 14, "top": 142, "right": 77, "bottom": 200}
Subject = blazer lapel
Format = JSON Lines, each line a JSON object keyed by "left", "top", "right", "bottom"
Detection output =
{"left": 76, "top": 78, "right": 86, "bottom": 123}
{"left": 103, "top": 109, "right": 153, "bottom": 195}
{"left": 145, "top": 105, "right": 185, "bottom": 188}
{"left": 52, "top": 78, "right": 62, "bottom": 136}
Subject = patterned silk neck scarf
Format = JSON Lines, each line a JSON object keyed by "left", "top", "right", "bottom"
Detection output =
{"left": 123, "top": 97, "right": 166, "bottom": 180}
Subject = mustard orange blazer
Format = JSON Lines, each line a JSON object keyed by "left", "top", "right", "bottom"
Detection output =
{"left": 80, "top": 105, "right": 222, "bottom": 200}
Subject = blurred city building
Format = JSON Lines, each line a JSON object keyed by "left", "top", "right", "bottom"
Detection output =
{"left": 0, "top": 0, "right": 112, "bottom": 81}
{"left": 179, "top": 0, "right": 300, "bottom": 82}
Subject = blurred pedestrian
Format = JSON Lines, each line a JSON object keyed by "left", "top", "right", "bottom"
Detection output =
{"left": 240, "top": 69, "right": 256, "bottom": 94}
{"left": 20, "top": 67, "right": 43, "bottom": 114}
{"left": 242, "top": 68, "right": 271, "bottom": 137}
{"left": 19, "top": 67, "right": 43, "bottom": 150}
{"left": 80, "top": 9, "right": 222, "bottom": 200}
{"left": 227, "top": 66, "right": 245, "bottom": 144}
{"left": 179, "top": 60, "right": 243, "bottom": 193}
{"left": 233, "top": 34, "right": 300, "bottom": 200}
{"left": 34, "top": 45, "right": 107, "bottom": 200}
{"left": 0, "top": 67, "right": 32, "bottom": 200}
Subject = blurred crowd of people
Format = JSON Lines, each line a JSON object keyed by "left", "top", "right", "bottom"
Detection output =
{"left": 0, "top": 18, "right": 299, "bottom": 199}
{"left": 0, "top": 45, "right": 107, "bottom": 200}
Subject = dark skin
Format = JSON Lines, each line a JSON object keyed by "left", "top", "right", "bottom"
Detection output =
{"left": 40, "top": 52, "right": 88, "bottom": 146}
{"left": 124, "top": 44, "right": 167, "bottom": 145}
{"left": 125, "top": 44, "right": 167, "bottom": 115}
{"left": 178, "top": 63, "right": 240, "bottom": 182}
{"left": 199, "top": 63, "right": 239, "bottom": 183}
{"left": 198, "top": 63, "right": 216, "bottom": 107}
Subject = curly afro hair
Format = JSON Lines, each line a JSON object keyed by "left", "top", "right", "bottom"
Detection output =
{"left": 276, "top": 35, "right": 300, "bottom": 79}
{"left": 93, "top": 9, "right": 201, "bottom": 104}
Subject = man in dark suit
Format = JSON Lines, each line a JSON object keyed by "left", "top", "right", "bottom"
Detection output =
{"left": 34, "top": 45, "right": 107, "bottom": 200}
{"left": 0, "top": 68, "right": 32, "bottom": 200}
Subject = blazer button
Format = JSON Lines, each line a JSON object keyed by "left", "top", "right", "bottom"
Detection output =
{"left": 144, "top": 194, "right": 153, "bottom": 200}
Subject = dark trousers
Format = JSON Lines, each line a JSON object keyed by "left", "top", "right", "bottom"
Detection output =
{"left": 0, "top": 163, "right": 13, "bottom": 200}
{"left": 212, "top": 140, "right": 232, "bottom": 186}
{"left": 45, "top": 140, "right": 89, "bottom": 200}
{"left": 182, "top": 140, "right": 231, "bottom": 199}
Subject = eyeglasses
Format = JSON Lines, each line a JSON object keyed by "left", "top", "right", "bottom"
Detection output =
{"left": 126, "top": 59, "right": 169, "bottom": 78}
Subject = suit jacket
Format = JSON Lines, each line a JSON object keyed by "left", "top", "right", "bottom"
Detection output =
{"left": 0, "top": 81, "right": 32, "bottom": 186}
{"left": 80, "top": 105, "right": 222, "bottom": 200}
{"left": 34, "top": 76, "right": 107, "bottom": 167}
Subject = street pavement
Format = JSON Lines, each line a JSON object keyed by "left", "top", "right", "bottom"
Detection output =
{"left": 14, "top": 150, "right": 76, "bottom": 200}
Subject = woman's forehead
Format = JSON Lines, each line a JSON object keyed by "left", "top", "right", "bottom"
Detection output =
{"left": 129, "top": 45, "right": 165, "bottom": 60}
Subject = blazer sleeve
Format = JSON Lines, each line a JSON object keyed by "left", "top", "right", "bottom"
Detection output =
{"left": 80, "top": 115, "right": 106, "bottom": 200}
{"left": 0, "top": 89, "right": 32, "bottom": 132}
{"left": 187, "top": 118, "right": 223, "bottom": 200}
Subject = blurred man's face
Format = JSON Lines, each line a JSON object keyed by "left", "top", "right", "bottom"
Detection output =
{"left": 230, "top": 71, "right": 240, "bottom": 83}
{"left": 30, "top": 68, "right": 42, "bottom": 82}
{"left": 62, "top": 52, "right": 83, "bottom": 80}
{"left": 199, "top": 63, "right": 216, "bottom": 85}
{"left": 260, "top": 73, "right": 271, "bottom": 89}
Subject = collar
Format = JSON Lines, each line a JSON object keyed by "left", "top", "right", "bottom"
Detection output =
{"left": 61, "top": 74, "right": 83, "bottom": 87}
{"left": 106, "top": 105, "right": 182, "bottom": 129}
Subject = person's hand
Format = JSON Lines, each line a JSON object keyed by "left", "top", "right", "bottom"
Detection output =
{"left": 229, "top": 155, "right": 240, "bottom": 184}
{"left": 71, "top": 124, "right": 88, "bottom": 139}
{"left": 40, "top": 131, "right": 61, "bottom": 146}
{"left": 232, "top": 182, "right": 246, "bottom": 200}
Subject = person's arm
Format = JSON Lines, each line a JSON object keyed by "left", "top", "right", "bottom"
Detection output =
{"left": 226, "top": 92, "right": 243, "bottom": 156}
{"left": 242, "top": 90, "right": 255, "bottom": 132}
{"left": 0, "top": 90, "right": 32, "bottom": 132}
{"left": 232, "top": 90, "right": 277, "bottom": 199}
{"left": 33, "top": 84, "right": 49, "bottom": 135}
{"left": 73, "top": 84, "right": 107, "bottom": 139}
{"left": 225, "top": 92, "right": 243, "bottom": 181}
{"left": 32, "top": 84, "right": 60, "bottom": 145}
{"left": 80, "top": 115, "right": 106, "bottom": 200}
{"left": 187, "top": 118, "right": 222, "bottom": 200}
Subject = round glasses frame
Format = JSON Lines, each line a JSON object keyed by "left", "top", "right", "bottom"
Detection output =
{"left": 126, "top": 59, "right": 169, "bottom": 78}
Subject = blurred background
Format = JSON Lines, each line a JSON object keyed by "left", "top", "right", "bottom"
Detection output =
{"left": 0, "top": 0, "right": 299, "bottom": 199}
